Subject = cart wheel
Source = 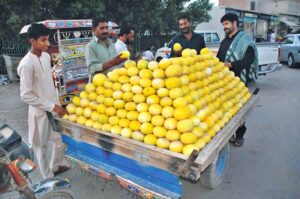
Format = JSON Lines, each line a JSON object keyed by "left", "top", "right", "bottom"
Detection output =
{"left": 200, "top": 143, "right": 230, "bottom": 189}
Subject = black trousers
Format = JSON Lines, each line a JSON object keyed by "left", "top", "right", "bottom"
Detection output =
{"left": 235, "top": 123, "right": 246, "bottom": 140}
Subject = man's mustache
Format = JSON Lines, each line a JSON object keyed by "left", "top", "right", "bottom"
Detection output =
{"left": 181, "top": 28, "right": 190, "bottom": 33}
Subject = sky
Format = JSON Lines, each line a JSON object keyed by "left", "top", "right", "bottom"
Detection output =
{"left": 210, "top": 0, "right": 219, "bottom": 6}
{"left": 186, "top": 0, "right": 219, "bottom": 7}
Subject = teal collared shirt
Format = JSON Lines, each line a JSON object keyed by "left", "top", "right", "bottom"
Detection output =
{"left": 85, "top": 37, "right": 117, "bottom": 75}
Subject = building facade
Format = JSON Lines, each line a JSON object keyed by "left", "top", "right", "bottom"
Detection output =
{"left": 219, "top": 0, "right": 300, "bottom": 36}
{"left": 195, "top": 6, "right": 277, "bottom": 42}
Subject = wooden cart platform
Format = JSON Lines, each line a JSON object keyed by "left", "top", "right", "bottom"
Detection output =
{"left": 56, "top": 91, "right": 258, "bottom": 199}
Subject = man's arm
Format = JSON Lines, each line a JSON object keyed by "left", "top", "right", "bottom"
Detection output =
{"left": 168, "top": 39, "right": 176, "bottom": 57}
{"left": 168, "top": 33, "right": 182, "bottom": 57}
{"left": 216, "top": 50, "right": 221, "bottom": 59}
{"left": 102, "top": 54, "right": 127, "bottom": 70}
{"left": 230, "top": 46, "right": 255, "bottom": 75}
{"left": 199, "top": 35, "right": 206, "bottom": 50}
{"left": 85, "top": 45, "right": 126, "bottom": 74}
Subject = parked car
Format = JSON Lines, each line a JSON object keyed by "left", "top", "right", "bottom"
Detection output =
{"left": 279, "top": 34, "right": 300, "bottom": 68}
{"left": 154, "top": 31, "right": 282, "bottom": 76}
{"left": 154, "top": 31, "right": 221, "bottom": 62}
{"left": 194, "top": 30, "right": 221, "bottom": 43}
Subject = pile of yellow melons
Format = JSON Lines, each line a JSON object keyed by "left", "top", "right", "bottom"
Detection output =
{"left": 64, "top": 48, "right": 251, "bottom": 156}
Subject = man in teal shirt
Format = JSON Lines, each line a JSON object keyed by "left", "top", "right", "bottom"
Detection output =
{"left": 85, "top": 17, "right": 126, "bottom": 80}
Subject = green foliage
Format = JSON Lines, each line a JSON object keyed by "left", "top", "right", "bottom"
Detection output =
{"left": 0, "top": 0, "right": 213, "bottom": 37}
{"left": 104, "top": 0, "right": 165, "bottom": 35}
{"left": 187, "top": 0, "right": 213, "bottom": 24}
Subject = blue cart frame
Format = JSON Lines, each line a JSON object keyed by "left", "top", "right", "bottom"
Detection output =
{"left": 58, "top": 93, "right": 257, "bottom": 199}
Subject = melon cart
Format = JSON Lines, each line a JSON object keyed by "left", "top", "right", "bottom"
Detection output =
{"left": 56, "top": 90, "right": 258, "bottom": 199}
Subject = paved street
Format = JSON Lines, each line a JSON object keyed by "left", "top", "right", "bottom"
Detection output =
{"left": 0, "top": 65, "right": 299, "bottom": 199}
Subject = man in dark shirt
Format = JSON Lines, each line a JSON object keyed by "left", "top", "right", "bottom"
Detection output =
{"left": 217, "top": 13, "right": 258, "bottom": 147}
{"left": 169, "top": 14, "right": 206, "bottom": 57}
{"left": 217, "top": 14, "right": 256, "bottom": 84}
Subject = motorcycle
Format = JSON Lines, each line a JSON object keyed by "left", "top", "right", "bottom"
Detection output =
{"left": 0, "top": 124, "right": 76, "bottom": 199}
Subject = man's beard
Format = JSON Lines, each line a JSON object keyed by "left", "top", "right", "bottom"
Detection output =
{"left": 126, "top": 40, "right": 134, "bottom": 45}
{"left": 224, "top": 28, "right": 232, "bottom": 35}
{"left": 99, "top": 33, "right": 108, "bottom": 40}
{"left": 181, "top": 27, "right": 191, "bottom": 34}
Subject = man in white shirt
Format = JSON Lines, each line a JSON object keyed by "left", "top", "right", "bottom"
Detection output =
{"left": 142, "top": 47, "right": 154, "bottom": 61}
{"left": 18, "top": 23, "right": 69, "bottom": 178}
{"left": 115, "top": 27, "right": 135, "bottom": 54}
{"left": 270, "top": 32, "right": 276, "bottom": 42}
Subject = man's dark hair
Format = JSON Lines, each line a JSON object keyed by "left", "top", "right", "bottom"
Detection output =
{"left": 178, "top": 14, "right": 191, "bottom": 22}
{"left": 119, "top": 27, "right": 133, "bottom": 36}
{"left": 221, "top": 13, "right": 239, "bottom": 26}
{"left": 27, "top": 23, "right": 50, "bottom": 40}
{"left": 92, "top": 17, "right": 108, "bottom": 28}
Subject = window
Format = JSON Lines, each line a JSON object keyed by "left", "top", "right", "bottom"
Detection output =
{"left": 250, "top": 1, "right": 256, "bottom": 11}
{"left": 195, "top": 32, "right": 220, "bottom": 43}
{"left": 280, "top": 37, "right": 287, "bottom": 43}
{"left": 281, "top": 37, "right": 294, "bottom": 44}
{"left": 205, "top": 33, "right": 212, "bottom": 43}
{"left": 287, "top": 36, "right": 294, "bottom": 44}
{"left": 211, "top": 33, "right": 220, "bottom": 42}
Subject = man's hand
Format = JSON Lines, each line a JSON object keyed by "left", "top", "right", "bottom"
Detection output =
{"left": 174, "top": 50, "right": 182, "bottom": 57}
{"left": 53, "top": 104, "right": 67, "bottom": 118}
{"left": 224, "top": 62, "right": 232, "bottom": 68}
{"left": 103, "top": 54, "right": 127, "bottom": 70}
{"left": 110, "top": 54, "right": 127, "bottom": 65}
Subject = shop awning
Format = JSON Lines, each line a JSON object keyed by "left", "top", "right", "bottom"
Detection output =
{"left": 279, "top": 17, "right": 300, "bottom": 27}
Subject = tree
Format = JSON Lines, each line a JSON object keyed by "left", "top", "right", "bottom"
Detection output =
{"left": 187, "top": 0, "right": 213, "bottom": 25}
{"left": 0, "top": 0, "right": 105, "bottom": 37}
{"left": 0, "top": 0, "right": 212, "bottom": 38}
{"left": 52, "top": 0, "right": 105, "bottom": 19}
{"left": 103, "top": 0, "right": 213, "bottom": 36}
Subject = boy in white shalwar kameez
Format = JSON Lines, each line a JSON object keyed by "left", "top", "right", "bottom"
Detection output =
{"left": 17, "top": 23, "right": 70, "bottom": 179}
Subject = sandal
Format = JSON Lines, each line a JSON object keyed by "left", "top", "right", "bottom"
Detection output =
{"left": 233, "top": 138, "right": 244, "bottom": 147}
{"left": 229, "top": 136, "right": 236, "bottom": 143}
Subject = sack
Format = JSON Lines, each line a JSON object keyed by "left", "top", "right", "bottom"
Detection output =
{"left": 46, "top": 111, "right": 63, "bottom": 132}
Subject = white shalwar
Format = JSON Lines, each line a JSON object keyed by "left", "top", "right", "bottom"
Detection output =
{"left": 17, "top": 51, "right": 66, "bottom": 179}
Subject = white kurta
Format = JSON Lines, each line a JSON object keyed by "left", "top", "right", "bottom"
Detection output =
{"left": 114, "top": 39, "right": 128, "bottom": 54}
{"left": 18, "top": 51, "right": 58, "bottom": 145}
{"left": 18, "top": 51, "right": 65, "bottom": 178}
{"left": 142, "top": 50, "right": 154, "bottom": 61}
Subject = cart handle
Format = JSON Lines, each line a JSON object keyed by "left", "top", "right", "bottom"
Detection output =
{"left": 253, "top": 88, "right": 260, "bottom": 95}
{"left": 178, "top": 150, "right": 199, "bottom": 176}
